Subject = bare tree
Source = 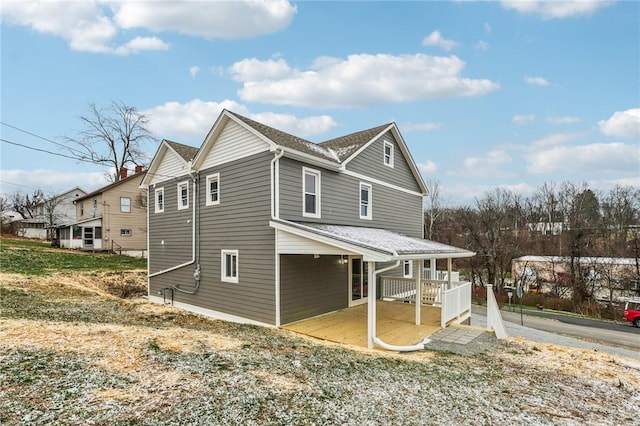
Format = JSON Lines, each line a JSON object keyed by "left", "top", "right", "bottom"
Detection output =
{"left": 0, "top": 196, "right": 11, "bottom": 234}
{"left": 10, "top": 190, "right": 44, "bottom": 219}
{"left": 601, "top": 184, "right": 640, "bottom": 253}
{"left": 42, "top": 193, "right": 65, "bottom": 240}
{"left": 424, "top": 178, "right": 443, "bottom": 239}
{"left": 65, "top": 101, "right": 156, "bottom": 181}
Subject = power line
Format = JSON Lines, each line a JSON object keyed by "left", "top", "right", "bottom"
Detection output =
{"left": 1, "top": 137, "right": 185, "bottom": 182}
{"left": 1, "top": 138, "right": 96, "bottom": 164}
{"left": 0, "top": 121, "right": 85, "bottom": 157}
{"left": 0, "top": 180, "right": 41, "bottom": 191}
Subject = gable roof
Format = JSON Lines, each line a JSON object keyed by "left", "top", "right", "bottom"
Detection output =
{"left": 319, "top": 123, "right": 391, "bottom": 162}
{"left": 141, "top": 139, "right": 198, "bottom": 188}
{"left": 166, "top": 140, "right": 199, "bottom": 162}
{"left": 155, "top": 109, "right": 428, "bottom": 193}
{"left": 77, "top": 171, "right": 146, "bottom": 201}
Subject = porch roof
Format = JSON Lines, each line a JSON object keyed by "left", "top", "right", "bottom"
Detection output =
{"left": 271, "top": 219, "right": 475, "bottom": 261}
{"left": 55, "top": 216, "right": 103, "bottom": 228}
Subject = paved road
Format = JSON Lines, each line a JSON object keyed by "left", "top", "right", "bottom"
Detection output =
{"left": 471, "top": 305, "right": 640, "bottom": 358}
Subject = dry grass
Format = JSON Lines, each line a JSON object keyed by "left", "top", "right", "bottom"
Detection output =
{"left": 1, "top": 272, "right": 639, "bottom": 425}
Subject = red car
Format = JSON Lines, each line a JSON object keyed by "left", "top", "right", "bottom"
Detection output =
{"left": 623, "top": 299, "right": 640, "bottom": 327}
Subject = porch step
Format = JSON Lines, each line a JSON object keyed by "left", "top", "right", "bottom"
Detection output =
{"left": 427, "top": 325, "right": 486, "bottom": 345}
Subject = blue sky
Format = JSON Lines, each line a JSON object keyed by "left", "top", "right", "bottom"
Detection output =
{"left": 1, "top": 0, "right": 638, "bottom": 207}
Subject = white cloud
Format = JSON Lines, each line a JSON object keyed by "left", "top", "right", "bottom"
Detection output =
{"left": 402, "top": 122, "right": 442, "bottom": 132}
{"left": 0, "top": 169, "right": 108, "bottom": 196}
{"left": 422, "top": 30, "right": 458, "bottom": 51}
{"left": 143, "top": 99, "right": 337, "bottom": 142}
{"left": 232, "top": 54, "right": 499, "bottom": 108}
{"left": 502, "top": 1, "right": 614, "bottom": 19}
{"left": 0, "top": 0, "right": 296, "bottom": 54}
{"left": 189, "top": 66, "right": 200, "bottom": 77}
{"left": 418, "top": 160, "right": 438, "bottom": 174}
{"left": 530, "top": 132, "right": 584, "bottom": 148}
{"left": 460, "top": 149, "right": 512, "bottom": 177}
{"left": 546, "top": 116, "right": 582, "bottom": 124}
{"left": 526, "top": 142, "right": 640, "bottom": 174}
{"left": 113, "top": 0, "right": 296, "bottom": 40}
{"left": 113, "top": 36, "right": 169, "bottom": 55}
{"left": 229, "top": 58, "right": 294, "bottom": 82}
{"left": 524, "top": 76, "right": 551, "bottom": 87}
{"left": 475, "top": 40, "right": 489, "bottom": 51}
{"left": 598, "top": 108, "right": 640, "bottom": 139}
{"left": 513, "top": 114, "right": 536, "bottom": 125}
{"left": 484, "top": 22, "right": 492, "bottom": 34}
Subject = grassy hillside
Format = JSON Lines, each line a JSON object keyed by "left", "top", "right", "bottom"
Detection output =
{"left": 0, "top": 237, "right": 146, "bottom": 274}
{"left": 0, "top": 238, "right": 638, "bottom": 425}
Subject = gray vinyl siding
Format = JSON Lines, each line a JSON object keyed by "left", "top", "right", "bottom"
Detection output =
{"left": 148, "top": 151, "right": 276, "bottom": 325}
{"left": 279, "top": 158, "right": 423, "bottom": 237}
{"left": 148, "top": 177, "right": 194, "bottom": 273}
{"left": 280, "top": 254, "right": 349, "bottom": 324}
{"left": 346, "top": 131, "right": 422, "bottom": 193}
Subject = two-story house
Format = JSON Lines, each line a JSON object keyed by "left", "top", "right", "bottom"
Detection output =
{"left": 56, "top": 167, "right": 147, "bottom": 255}
{"left": 142, "top": 110, "right": 474, "bottom": 350}
{"left": 12, "top": 186, "right": 86, "bottom": 240}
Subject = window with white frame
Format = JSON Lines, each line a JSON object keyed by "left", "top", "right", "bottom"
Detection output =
{"left": 383, "top": 141, "right": 394, "bottom": 167}
{"left": 206, "top": 173, "right": 220, "bottom": 206}
{"left": 359, "top": 182, "right": 372, "bottom": 220}
{"left": 221, "top": 250, "right": 238, "bottom": 283}
{"left": 120, "top": 229, "right": 132, "bottom": 236}
{"left": 154, "top": 188, "right": 164, "bottom": 213}
{"left": 403, "top": 260, "right": 413, "bottom": 278}
{"left": 177, "top": 181, "right": 189, "bottom": 210}
{"left": 120, "top": 197, "right": 131, "bottom": 213}
{"left": 303, "top": 167, "right": 321, "bottom": 218}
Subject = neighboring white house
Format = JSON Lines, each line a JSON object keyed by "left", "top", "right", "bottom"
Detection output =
{"left": 512, "top": 255, "right": 640, "bottom": 301}
{"left": 10, "top": 187, "right": 86, "bottom": 239}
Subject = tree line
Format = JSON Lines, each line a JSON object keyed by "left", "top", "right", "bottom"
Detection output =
{"left": 425, "top": 179, "right": 640, "bottom": 307}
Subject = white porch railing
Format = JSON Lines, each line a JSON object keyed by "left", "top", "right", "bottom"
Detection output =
{"left": 380, "top": 277, "right": 443, "bottom": 305}
{"left": 422, "top": 269, "right": 460, "bottom": 282}
{"left": 380, "top": 276, "right": 471, "bottom": 328}
{"left": 440, "top": 281, "right": 471, "bottom": 328}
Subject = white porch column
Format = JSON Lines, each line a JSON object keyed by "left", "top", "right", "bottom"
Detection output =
{"left": 415, "top": 260, "right": 421, "bottom": 325}
{"left": 367, "top": 261, "right": 376, "bottom": 349}
{"left": 447, "top": 257, "right": 452, "bottom": 289}
{"left": 430, "top": 258, "right": 436, "bottom": 281}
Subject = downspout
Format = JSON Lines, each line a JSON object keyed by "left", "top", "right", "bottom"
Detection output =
{"left": 271, "top": 148, "right": 284, "bottom": 327}
{"left": 371, "top": 260, "right": 431, "bottom": 352}
{"left": 271, "top": 148, "right": 284, "bottom": 220}
{"left": 149, "top": 170, "right": 201, "bottom": 295}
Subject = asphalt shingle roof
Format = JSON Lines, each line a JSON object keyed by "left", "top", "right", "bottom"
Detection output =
{"left": 166, "top": 140, "right": 199, "bottom": 162}
{"left": 227, "top": 110, "right": 391, "bottom": 164}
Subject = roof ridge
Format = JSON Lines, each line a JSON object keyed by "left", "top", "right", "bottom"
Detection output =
{"left": 226, "top": 110, "right": 340, "bottom": 162}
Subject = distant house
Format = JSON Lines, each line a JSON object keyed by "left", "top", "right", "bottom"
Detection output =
{"left": 56, "top": 167, "right": 147, "bottom": 255}
{"left": 142, "top": 110, "right": 475, "bottom": 350}
{"left": 10, "top": 187, "right": 86, "bottom": 239}
{"left": 512, "top": 255, "right": 640, "bottom": 301}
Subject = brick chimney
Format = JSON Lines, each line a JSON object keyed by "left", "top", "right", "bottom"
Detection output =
{"left": 120, "top": 167, "right": 128, "bottom": 180}
{"left": 135, "top": 165, "right": 143, "bottom": 174}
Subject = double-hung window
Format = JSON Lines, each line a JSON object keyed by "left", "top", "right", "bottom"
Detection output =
{"left": 383, "top": 141, "right": 394, "bottom": 168}
{"left": 359, "top": 182, "right": 372, "bottom": 220}
{"left": 221, "top": 250, "right": 238, "bottom": 283}
{"left": 303, "top": 167, "right": 321, "bottom": 218}
{"left": 177, "top": 181, "right": 189, "bottom": 210}
{"left": 155, "top": 188, "right": 164, "bottom": 213}
{"left": 120, "top": 197, "right": 131, "bottom": 213}
{"left": 403, "top": 260, "right": 413, "bottom": 278}
{"left": 206, "top": 173, "right": 220, "bottom": 206}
